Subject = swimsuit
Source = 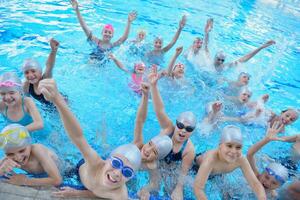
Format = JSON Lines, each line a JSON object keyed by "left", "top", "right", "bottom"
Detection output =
{"left": 2, "top": 98, "right": 33, "bottom": 126}
{"left": 163, "top": 132, "right": 188, "bottom": 164}
{"left": 62, "top": 158, "right": 87, "bottom": 190}
{"left": 128, "top": 73, "right": 143, "bottom": 94}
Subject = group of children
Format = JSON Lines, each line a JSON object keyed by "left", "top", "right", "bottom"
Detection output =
{"left": 0, "top": 0, "right": 299, "bottom": 199}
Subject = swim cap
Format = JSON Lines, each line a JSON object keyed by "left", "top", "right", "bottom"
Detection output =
{"left": 22, "top": 59, "right": 42, "bottom": 73}
{"left": 220, "top": 125, "right": 243, "bottom": 145}
{"left": 239, "top": 87, "right": 252, "bottom": 96}
{"left": 111, "top": 143, "right": 141, "bottom": 171}
{"left": 137, "top": 29, "right": 146, "bottom": 34}
{"left": 103, "top": 24, "right": 114, "bottom": 33}
{"left": 176, "top": 111, "right": 197, "bottom": 128}
{"left": 134, "top": 62, "right": 146, "bottom": 70}
{"left": 154, "top": 36, "right": 163, "bottom": 42}
{"left": 0, "top": 124, "right": 31, "bottom": 152}
{"left": 215, "top": 51, "right": 226, "bottom": 59}
{"left": 238, "top": 72, "right": 251, "bottom": 79}
{"left": 265, "top": 163, "right": 288, "bottom": 185}
{"left": 150, "top": 135, "right": 173, "bottom": 159}
{"left": 0, "top": 72, "right": 22, "bottom": 93}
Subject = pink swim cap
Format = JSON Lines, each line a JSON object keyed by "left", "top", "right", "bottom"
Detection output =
{"left": 134, "top": 62, "right": 145, "bottom": 70}
{"left": 103, "top": 24, "right": 114, "bottom": 33}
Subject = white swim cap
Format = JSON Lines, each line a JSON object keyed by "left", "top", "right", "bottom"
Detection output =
{"left": 0, "top": 124, "right": 31, "bottom": 152}
{"left": 239, "top": 87, "right": 252, "bottom": 96}
{"left": 266, "top": 163, "right": 288, "bottom": 184}
{"left": 220, "top": 125, "right": 243, "bottom": 145}
{"left": 176, "top": 111, "right": 197, "bottom": 128}
{"left": 22, "top": 59, "right": 42, "bottom": 72}
{"left": 215, "top": 51, "right": 226, "bottom": 59}
{"left": 111, "top": 143, "right": 141, "bottom": 171}
{"left": 0, "top": 72, "right": 22, "bottom": 93}
{"left": 238, "top": 72, "right": 251, "bottom": 79}
{"left": 150, "top": 135, "right": 173, "bottom": 159}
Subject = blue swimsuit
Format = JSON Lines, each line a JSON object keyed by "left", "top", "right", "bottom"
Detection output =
{"left": 29, "top": 83, "right": 52, "bottom": 105}
{"left": 164, "top": 132, "right": 188, "bottom": 164}
{"left": 3, "top": 98, "right": 33, "bottom": 126}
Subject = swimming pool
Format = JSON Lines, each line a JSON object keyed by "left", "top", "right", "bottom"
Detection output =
{"left": 0, "top": 0, "right": 299, "bottom": 199}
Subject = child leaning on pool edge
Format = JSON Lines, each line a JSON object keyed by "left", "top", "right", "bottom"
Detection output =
{"left": 0, "top": 124, "right": 62, "bottom": 187}
{"left": 38, "top": 79, "right": 141, "bottom": 200}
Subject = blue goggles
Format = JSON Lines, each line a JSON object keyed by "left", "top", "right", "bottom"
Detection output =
{"left": 110, "top": 156, "right": 134, "bottom": 179}
{"left": 265, "top": 167, "right": 285, "bottom": 185}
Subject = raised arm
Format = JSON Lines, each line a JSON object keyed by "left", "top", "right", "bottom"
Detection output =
{"left": 247, "top": 121, "right": 283, "bottom": 176}
{"left": 38, "top": 79, "right": 103, "bottom": 167}
{"left": 280, "top": 134, "right": 300, "bottom": 142}
{"left": 71, "top": 0, "right": 100, "bottom": 43}
{"left": 43, "top": 38, "right": 59, "bottom": 79}
{"left": 203, "top": 18, "right": 213, "bottom": 53}
{"left": 230, "top": 40, "right": 275, "bottom": 66}
{"left": 167, "top": 46, "right": 183, "bottom": 76}
{"left": 240, "top": 157, "right": 266, "bottom": 200}
{"left": 133, "top": 83, "right": 149, "bottom": 148}
{"left": 24, "top": 97, "right": 44, "bottom": 132}
{"left": 112, "top": 11, "right": 137, "bottom": 47}
{"left": 148, "top": 65, "right": 173, "bottom": 133}
{"left": 162, "top": 15, "right": 186, "bottom": 52}
{"left": 108, "top": 54, "right": 130, "bottom": 74}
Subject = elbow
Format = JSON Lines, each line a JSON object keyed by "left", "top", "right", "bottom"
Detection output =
{"left": 52, "top": 176, "right": 62, "bottom": 186}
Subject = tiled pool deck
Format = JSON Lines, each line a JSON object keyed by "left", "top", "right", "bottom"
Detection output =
{"left": 0, "top": 182, "right": 101, "bottom": 200}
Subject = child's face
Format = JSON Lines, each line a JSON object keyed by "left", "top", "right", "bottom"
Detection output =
{"left": 193, "top": 38, "right": 203, "bottom": 50}
{"left": 174, "top": 120, "right": 195, "bottom": 143}
{"left": 154, "top": 38, "right": 162, "bottom": 50}
{"left": 102, "top": 28, "right": 113, "bottom": 42}
{"left": 219, "top": 142, "right": 242, "bottom": 163}
{"left": 24, "top": 69, "right": 42, "bottom": 84}
{"left": 259, "top": 172, "right": 281, "bottom": 190}
{"left": 238, "top": 75, "right": 250, "bottom": 85}
{"left": 134, "top": 64, "right": 145, "bottom": 74}
{"left": 0, "top": 90, "right": 22, "bottom": 106}
{"left": 238, "top": 92, "right": 251, "bottom": 103}
{"left": 280, "top": 110, "right": 298, "bottom": 125}
{"left": 214, "top": 56, "right": 225, "bottom": 66}
{"left": 137, "top": 32, "right": 145, "bottom": 41}
{"left": 141, "top": 141, "right": 158, "bottom": 162}
{"left": 173, "top": 63, "right": 185, "bottom": 78}
{"left": 5, "top": 146, "right": 31, "bottom": 166}
{"left": 102, "top": 155, "right": 134, "bottom": 188}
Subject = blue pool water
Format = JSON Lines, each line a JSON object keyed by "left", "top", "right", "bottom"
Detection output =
{"left": 0, "top": 0, "right": 300, "bottom": 199}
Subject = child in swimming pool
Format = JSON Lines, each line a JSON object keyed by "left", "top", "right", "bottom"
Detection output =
{"left": 131, "top": 83, "right": 173, "bottom": 199}
{"left": 146, "top": 15, "right": 186, "bottom": 65}
{"left": 208, "top": 40, "right": 275, "bottom": 73}
{"left": 108, "top": 53, "right": 146, "bottom": 95}
{"left": 0, "top": 124, "right": 62, "bottom": 186}
{"left": 22, "top": 38, "right": 59, "bottom": 105}
{"left": 193, "top": 125, "right": 266, "bottom": 200}
{"left": 148, "top": 66, "right": 196, "bottom": 199}
{"left": 163, "top": 46, "right": 186, "bottom": 79}
{"left": 131, "top": 29, "right": 146, "bottom": 45}
{"left": 220, "top": 72, "right": 251, "bottom": 96}
{"left": 279, "top": 181, "right": 300, "bottom": 200}
{"left": 185, "top": 18, "right": 213, "bottom": 59}
{"left": 38, "top": 79, "right": 142, "bottom": 199}
{"left": 0, "top": 72, "right": 43, "bottom": 132}
{"left": 247, "top": 122, "right": 289, "bottom": 197}
{"left": 71, "top": 0, "right": 137, "bottom": 56}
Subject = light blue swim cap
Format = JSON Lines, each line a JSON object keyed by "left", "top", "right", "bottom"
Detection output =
{"left": 215, "top": 51, "right": 226, "bottom": 59}
{"left": 0, "top": 72, "right": 22, "bottom": 93}
{"left": 150, "top": 135, "right": 173, "bottom": 159}
{"left": 239, "top": 87, "right": 252, "bottom": 96}
{"left": 176, "top": 111, "right": 197, "bottom": 127}
{"left": 111, "top": 143, "right": 141, "bottom": 171}
{"left": 0, "top": 124, "right": 31, "bottom": 152}
{"left": 266, "top": 162, "right": 288, "bottom": 184}
{"left": 22, "top": 59, "right": 42, "bottom": 72}
{"left": 220, "top": 125, "right": 243, "bottom": 145}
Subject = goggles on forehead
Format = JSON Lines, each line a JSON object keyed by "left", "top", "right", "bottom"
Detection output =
{"left": 265, "top": 167, "right": 285, "bottom": 185}
{"left": 0, "top": 81, "right": 21, "bottom": 88}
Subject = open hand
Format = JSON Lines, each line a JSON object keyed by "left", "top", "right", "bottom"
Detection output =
{"left": 128, "top": 11, "right": 137, "bottom": 22}
{"left": 266, "top": 120, "right": 284, "bottom": 141}
{"left": 148, "top": 65, "right": 159, "bottom": 86}
{"left": 38, "top": 79, "right": 60, "bottom": 103}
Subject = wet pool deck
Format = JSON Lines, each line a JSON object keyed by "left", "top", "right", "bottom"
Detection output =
{"left": 0, "top": 182, "right": 100, "bottom": 200}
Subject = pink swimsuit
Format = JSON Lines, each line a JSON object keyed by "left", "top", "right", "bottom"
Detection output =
{"left": 128, "top": 73, "right": 143, "bottom": 95}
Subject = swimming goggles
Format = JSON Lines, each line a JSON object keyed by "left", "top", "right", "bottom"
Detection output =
{"left": 0, "top": 81, "right": 21, "bottom": 87}
{"left": 110, "top": 156, "right": 134, "bottom": 179}
{"left": 217, "top": 58, "right": 225, "bottom": 62}
{"left": 265, "top": 167, "right": 285, "bottom": 185}
{"left": 0, "top": 128, "right": 29, "bottom": 148}
{"left": 176, "top": 120, "right": 195, "bottom": 132}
